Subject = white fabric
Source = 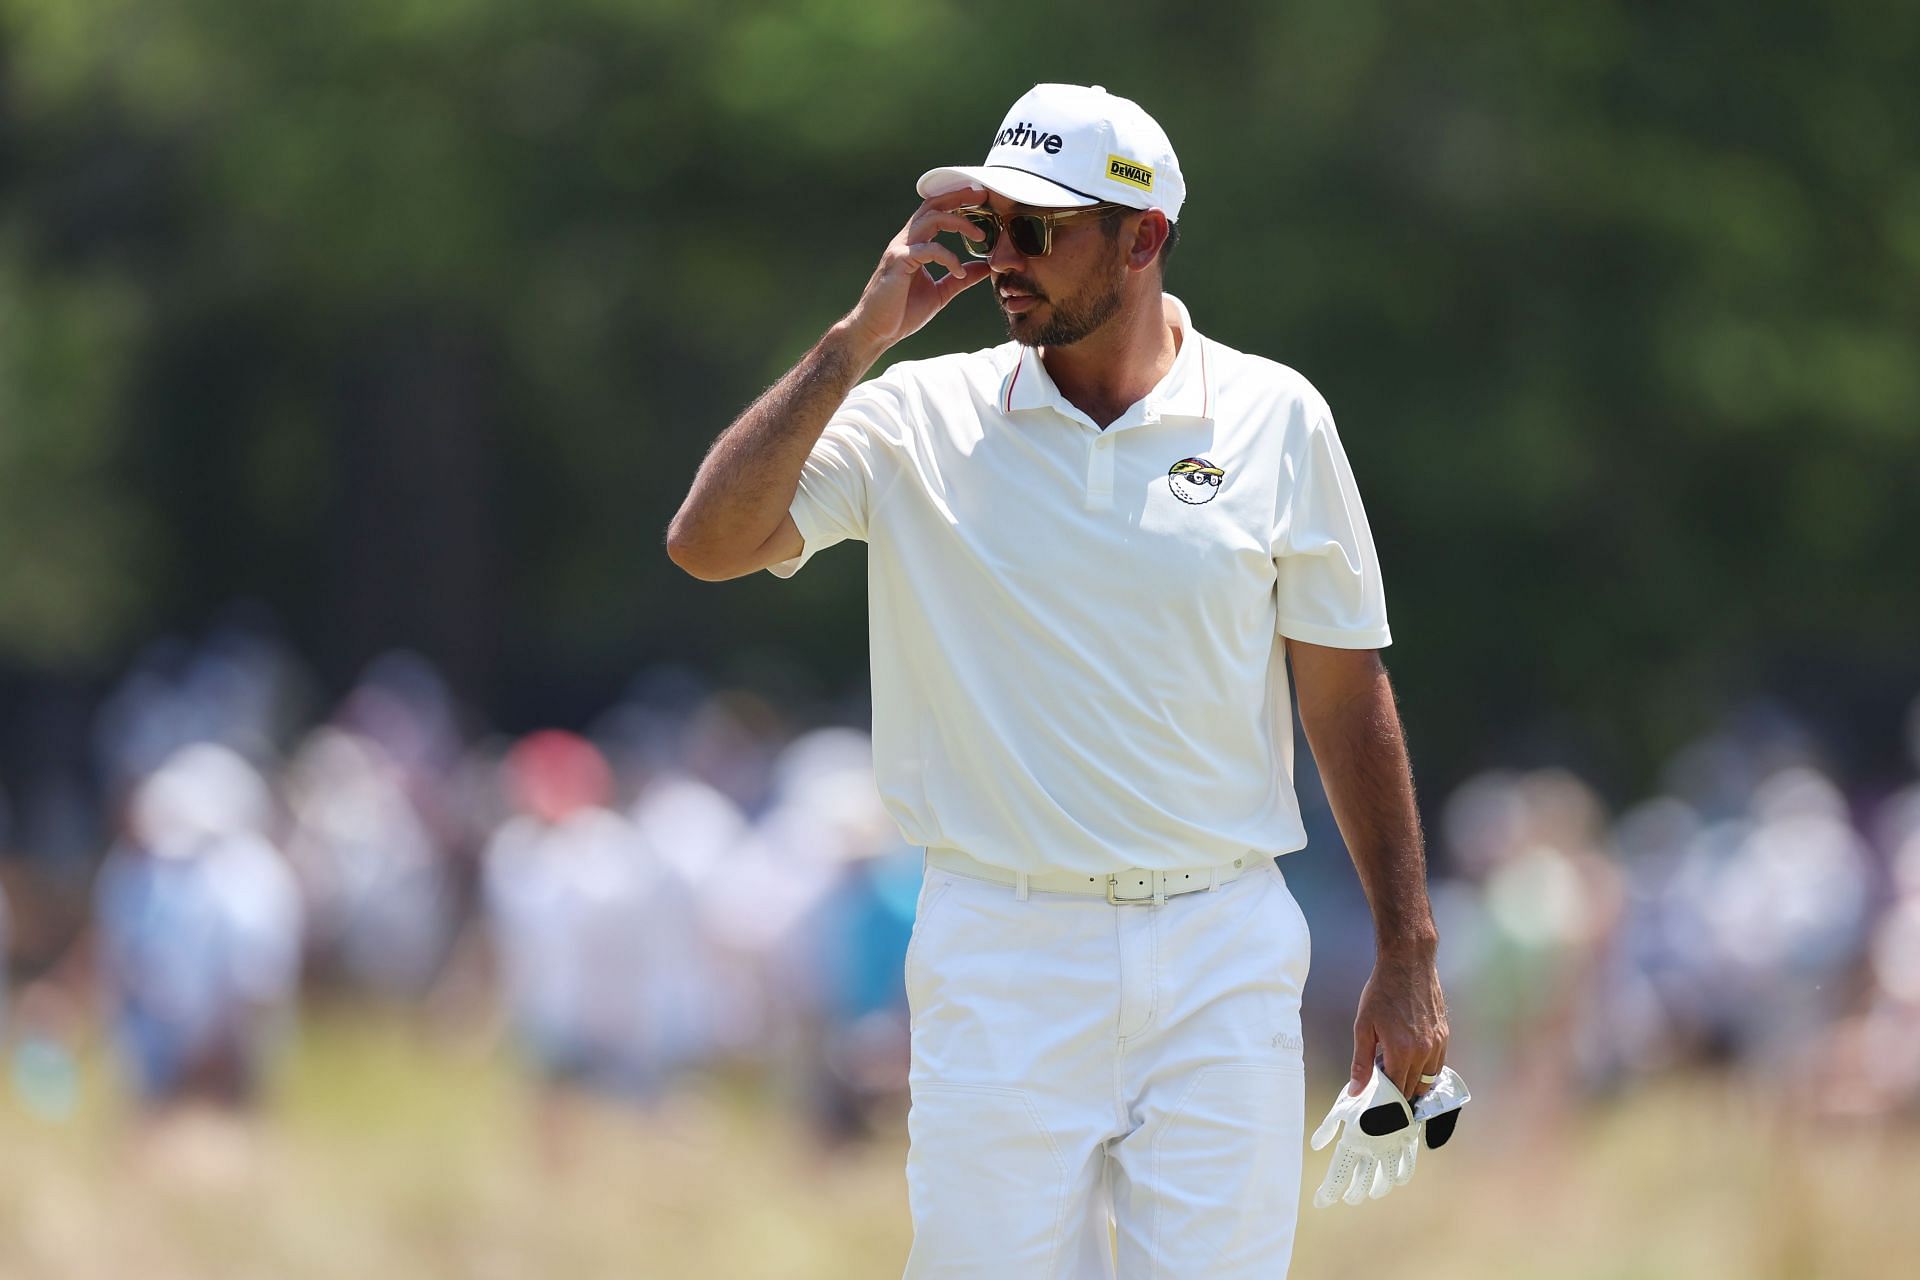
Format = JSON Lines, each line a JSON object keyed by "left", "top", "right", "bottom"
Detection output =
{"left": 917, "top": 83, "right": 1187, "bottom": 219}
{"left": 1309, "top": 1063, "right": 1419, "bottom": 1208}
{"left": 769, "top": 295, "right": 1391, "bottom": 876}
{"left": 903, "top": 856, "right": 1310, "bottom": 1278}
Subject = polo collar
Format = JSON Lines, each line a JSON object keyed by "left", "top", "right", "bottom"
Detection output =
{"left": 999, "top": 293, "right": 1215, "bottom": 427}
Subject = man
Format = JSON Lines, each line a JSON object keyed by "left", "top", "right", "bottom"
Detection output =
{"left": 668, "top": 83, "right": 1449, "bottom": 1278}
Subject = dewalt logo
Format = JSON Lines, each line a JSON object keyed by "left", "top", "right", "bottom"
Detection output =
{"left": 1107, "top": 156, "right": 1154, "bottom": 191}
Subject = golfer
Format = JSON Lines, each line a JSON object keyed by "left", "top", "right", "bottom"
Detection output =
{"left": 668, "top": 82, "right": 1449, "bottom": 1279}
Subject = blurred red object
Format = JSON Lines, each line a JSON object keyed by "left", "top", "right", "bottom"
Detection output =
{"left": 504, "top": 731, "right": 613, "bottom": 823}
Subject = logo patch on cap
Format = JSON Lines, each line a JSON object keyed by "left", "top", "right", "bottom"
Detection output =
{"left": 1107, "top": 155, "right": 1154, "bottom": 191}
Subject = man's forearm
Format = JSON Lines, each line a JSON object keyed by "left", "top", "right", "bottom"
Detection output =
{"left": 1296, "top": 656, "right": 1437, "bottom": 956}
{"left": 1291, "top": 642, "right": 1450, "bottom": 1093}
{"left": 666, "top": 321, "right": 882, "bottom": 575}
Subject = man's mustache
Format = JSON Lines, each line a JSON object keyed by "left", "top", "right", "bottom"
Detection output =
{"left": 996, "top": 274, "right": 1046, "bottom": 300}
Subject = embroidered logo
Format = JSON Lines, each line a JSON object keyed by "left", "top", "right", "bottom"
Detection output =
{"left": 1273, "top": 1031, "right": 1304, "bottom": 1052}
{"left": 1167, "top": 456, "right": 1225, "bottom": 504}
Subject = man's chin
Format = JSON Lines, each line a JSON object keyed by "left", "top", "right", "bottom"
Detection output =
{"left": 1001, "top": 305, "right": 1045, "bottom": 346}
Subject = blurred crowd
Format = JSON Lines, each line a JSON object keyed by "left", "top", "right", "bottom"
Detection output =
{"left": 3, "top": 622, "right": 1919, "bottom": 1158}
{"left": 1429, "top": 700, "right": 1920, "bottom": 1126}
{"left": 0, "top": 625, "right": 922, "bottom": 1152}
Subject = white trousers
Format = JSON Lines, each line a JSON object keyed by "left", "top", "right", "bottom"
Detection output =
{"left": 902, "top": 855, "right": 1310, "bottom": 1280}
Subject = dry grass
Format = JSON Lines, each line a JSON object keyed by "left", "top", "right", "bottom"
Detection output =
{"left": 0, "top": 1012, "right": 1914, "bottom": 1278}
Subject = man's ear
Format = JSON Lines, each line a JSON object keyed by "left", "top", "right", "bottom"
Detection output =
{"left": 1128, "top": 210, "right": 1170, "bottom": 272}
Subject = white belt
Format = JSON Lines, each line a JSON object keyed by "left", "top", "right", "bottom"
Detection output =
{"left": 926, "top": 847, "right": 1252, "bottom": 905}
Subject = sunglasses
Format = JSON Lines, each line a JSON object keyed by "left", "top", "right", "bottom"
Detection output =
{"left": 955, "top": 203, "right": 1128, "bottom": 258}
{"left": 1172, "top": 467, "right": 1224, "bottom": 486}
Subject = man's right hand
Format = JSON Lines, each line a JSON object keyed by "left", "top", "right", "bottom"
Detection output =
{"left": 840, "top": 187, "right": 994, "bottom": 357}
{"left": 668, "top": 187, "right": 993, "bottom": 583}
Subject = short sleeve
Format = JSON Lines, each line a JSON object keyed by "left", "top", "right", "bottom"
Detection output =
{"left": 765, "top": 373, "right": 912, "bottom": 579}
{"left": 1272, "top": 400, "right": 1392, "bottom": 649}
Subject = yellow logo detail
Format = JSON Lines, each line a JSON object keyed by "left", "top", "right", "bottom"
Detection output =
{"left": 1107, "top": 155, "right": 1154, "bottom": 192}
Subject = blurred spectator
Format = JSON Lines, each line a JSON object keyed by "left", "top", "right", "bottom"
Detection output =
{"left": 337, "top": 651, "right": 471, "bottom": 852}
{"left": 282, "top": 726, "right": 454, "bottom": 996}
{"left": 1821, "top": 706, "right": 1920, "bottom": 1114}
{"left": 629, "top": 766, "right": 749, "bottom": 1055}
{"left": 754, "top": 729, "right": 916, "bottom": 1146}
{"left": 700, "top": 729, "right": 870, "bottom": 1072}
{"left": 1436, "top": 769, "right": 1622, "bottom": 1137}
{"left": 93, "top": 743, "right": 304, "bottom": 1111}
{"left": 482, "top": 730, "right": 702, "bottom": 1162}
{"left": 92, "top": 622, "right": 310, "bottom": 803}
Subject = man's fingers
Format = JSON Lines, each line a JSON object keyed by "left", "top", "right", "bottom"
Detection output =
{"left": 906, "top": 209, "right": 988, "bottom": 246}
{"left": 1402, "top": 1063, "right": 1428, "bottom": 1100}
{"left": 1382, "top": 1040, "right": 1446, "bottom": 1100}
{"left": 1421, "top": 1047, "right": 1447, "bottom": 1100}
{"left": 932, "top": 258, "right": 991, "bottom": 304}
{"left": 900, "top": 240, "right": 966, "bottom": 280}
{"left": 920, "top": 183, "right": 987, "bottom": 213}
{"left": 1414, "top": 1043, "right": 1449, "bottom": 1100}
{"left": 1349, "top": 1031, "right": 1376, "bottom": 1090}
{"left": 1394, "top": 1056, "right": 1420, "bottom": 1101}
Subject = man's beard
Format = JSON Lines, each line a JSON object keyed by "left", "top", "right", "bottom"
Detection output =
{"left": 997, "top": 263, "right": 1126, "bottom": 347}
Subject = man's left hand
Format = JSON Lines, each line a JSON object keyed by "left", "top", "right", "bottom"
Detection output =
{"left": 1349, "top": 946, "right": 1450, "bottom": 1100}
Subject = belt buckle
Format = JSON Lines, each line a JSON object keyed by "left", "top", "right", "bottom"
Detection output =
{"left": 1106, "top": 872, "right": 1156, "bottom": 905}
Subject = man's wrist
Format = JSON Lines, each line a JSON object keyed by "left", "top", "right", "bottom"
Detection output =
{"left": 1374, "top": 927, "right": 1439, "bottom": 962}
{"left": 825, "top": 317, "right": 889, "bottom": 376}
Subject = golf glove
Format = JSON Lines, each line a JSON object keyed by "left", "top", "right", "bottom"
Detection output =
{"left": 1312, "top": 1062, "right": 1475, "bottom": 1208}
{"left": 1311, "top": 1062, "right": 1419, "bottom": 1207}
{"left": 1412, "top": 1065, "right": 1471, "bottom": 1149}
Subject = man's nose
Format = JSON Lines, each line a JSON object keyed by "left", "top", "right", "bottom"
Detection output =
{"left": 988, "top": 223, "right": 1027, "bottom": 271}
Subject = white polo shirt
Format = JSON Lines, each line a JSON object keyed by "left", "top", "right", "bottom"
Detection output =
{"left": 768, "top": 295, "right": 1390, "bottom": 875}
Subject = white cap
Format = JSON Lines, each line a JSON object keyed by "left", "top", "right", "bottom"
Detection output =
{"left": 917, "top": 83, "right": 1185, "bottom": 222}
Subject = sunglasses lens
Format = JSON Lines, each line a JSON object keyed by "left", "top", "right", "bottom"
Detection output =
{"left": 1007, "top": 214, "right": 1049, "bottom": 257}
{"left": 962, "top": 212, "right": 997, "bottom": 258}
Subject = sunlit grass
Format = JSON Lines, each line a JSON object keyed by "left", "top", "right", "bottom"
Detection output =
{"left": 0, "top": 1010, "right": 1913, "bottom": 1278}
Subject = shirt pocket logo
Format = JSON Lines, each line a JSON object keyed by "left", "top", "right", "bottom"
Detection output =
{"left": 1167, "top": 456, "right": 1226, "bottom": 505}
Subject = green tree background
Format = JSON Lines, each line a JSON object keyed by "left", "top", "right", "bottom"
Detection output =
{"left": 2, "top": 0, "right": 1916, "bottom": 793}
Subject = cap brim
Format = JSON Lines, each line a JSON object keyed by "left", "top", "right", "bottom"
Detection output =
{"left": 916, "top": 164, "right": 1099, "bottom": 208}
